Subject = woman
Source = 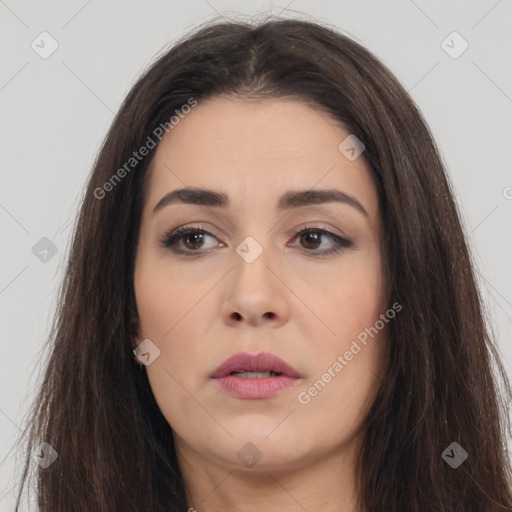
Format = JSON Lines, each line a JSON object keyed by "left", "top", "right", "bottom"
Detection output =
{"left": 13, "top": 16, "right": 512, "bottom": 511}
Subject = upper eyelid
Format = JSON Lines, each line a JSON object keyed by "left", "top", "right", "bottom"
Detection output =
{"left": 164, "top": 220, "right": 348, "bottom": 237}
{"left": 163, "top": 223, "right": 344, "bottom": 240}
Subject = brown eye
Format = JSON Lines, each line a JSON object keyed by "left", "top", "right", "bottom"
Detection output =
{"left": 160, "top": 225, "right": 220, "bottom": 254}
{"left": 160, "top": 224, "right": 352, "bottom": 257}
{"left": 181, "top": 232, "right": 207, "bottom": 250}
{"left": 291, "top": 226, "right": 353, "bottom": 256}
{"left": 299, "top": 230, "right": 322, "bottom": 250}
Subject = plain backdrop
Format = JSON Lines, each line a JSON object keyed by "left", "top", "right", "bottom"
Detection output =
{"left": 1, "top": 0, "right": 511, "bottom": 508}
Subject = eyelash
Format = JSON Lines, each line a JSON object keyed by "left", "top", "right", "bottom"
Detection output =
{"left": 159, "top": 223, "right": 353, "bottom": 257}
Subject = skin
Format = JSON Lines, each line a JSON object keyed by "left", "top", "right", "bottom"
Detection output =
{"left": 133, "top": 96, "right": 388, "bottom": 512}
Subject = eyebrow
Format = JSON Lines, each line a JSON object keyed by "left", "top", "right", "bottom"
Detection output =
{"left": 152, "top": 187, "right": 369, "bottom": 218}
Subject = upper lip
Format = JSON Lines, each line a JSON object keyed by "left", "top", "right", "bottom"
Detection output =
{"left": 211, "top": 352, "right": 301, "bottom": 378}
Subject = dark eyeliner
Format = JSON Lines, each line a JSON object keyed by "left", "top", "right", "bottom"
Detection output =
{"left": 290, "top": 224, "right": 353, "bottom": 256}
{"left": 160, "top": 223, "right": 353, "bottom": 256}
{"left": 159, "top": 224, "right": 214, "bottom": 254}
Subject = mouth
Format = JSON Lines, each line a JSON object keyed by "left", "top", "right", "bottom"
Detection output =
{"left": 229, "top": 370, "right": 283, "bottom": 378}
{"left": 211, "top": 351, "right": 302, "bottom": 379}
{"left": 211, "top": 352, "right": 302, "bottom": 399}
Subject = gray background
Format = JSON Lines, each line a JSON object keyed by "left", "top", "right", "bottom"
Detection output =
{"left": 1, "top": 0, "right": 511, "bottom": 508}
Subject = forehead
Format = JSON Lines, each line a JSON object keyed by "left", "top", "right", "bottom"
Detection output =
{"left": 143, "top": 97, "right": 379, "bottom": 223}
{"left": 152, "top": 96, "right": 348, "bottom": 161}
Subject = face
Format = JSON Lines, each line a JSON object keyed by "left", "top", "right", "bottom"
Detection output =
{"left": 133, "top": 97, "right": 388, "bottom": 473}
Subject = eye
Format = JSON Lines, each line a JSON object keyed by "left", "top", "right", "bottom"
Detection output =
{"left": 289, "top": 223, "right": 353, "bottom": 256}
{"left": 159, "top": 223, "right": 353, "bottom": 256}
{"left": 160, "top": 224, "right": 221, "bottom": 254}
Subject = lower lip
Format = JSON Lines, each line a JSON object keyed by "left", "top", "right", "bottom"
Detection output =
{"left": 213, "top": 375, "right": 300, "bottom": 399}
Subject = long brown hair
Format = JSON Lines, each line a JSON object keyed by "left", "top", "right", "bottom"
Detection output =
{"left": 12, "top": 16, "right": 512, "bottom": 511}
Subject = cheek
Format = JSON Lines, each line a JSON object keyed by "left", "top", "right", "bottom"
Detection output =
{"left": 134, "top": 268, "right": 205, "bottom": 375}
{"left": 135, "top": 273, "right": 207, "bottom": 432}
{"left": 298, "top": 249, "right": 384, "bottom": 350}
{"left": 134, "top": 257, "right": 216, "bottom": 421}
{"left": 296, "top": 324, "right": 387, "bottom": 445}
{"left": 294, "top": 249, "right": 386, "bottom": 414}
{"left": 134, "top": 255, "right": 203, "bottom": 339}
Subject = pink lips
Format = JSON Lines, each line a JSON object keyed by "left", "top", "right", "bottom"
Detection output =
{"left": 211, "top": 352, "right": 302, "bottom": 399}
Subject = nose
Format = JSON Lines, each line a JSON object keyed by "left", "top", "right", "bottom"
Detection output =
{"left": 221, "top": 240, "right": 290, "bottom": 328}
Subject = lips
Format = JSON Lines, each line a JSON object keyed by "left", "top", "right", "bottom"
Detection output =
{"left": 211, "top": 352, "right": 301, "bottom": 379}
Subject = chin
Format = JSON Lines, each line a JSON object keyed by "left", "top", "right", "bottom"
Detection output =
{"left": 209, "top": 431, "right": 313, "bottom": 471}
